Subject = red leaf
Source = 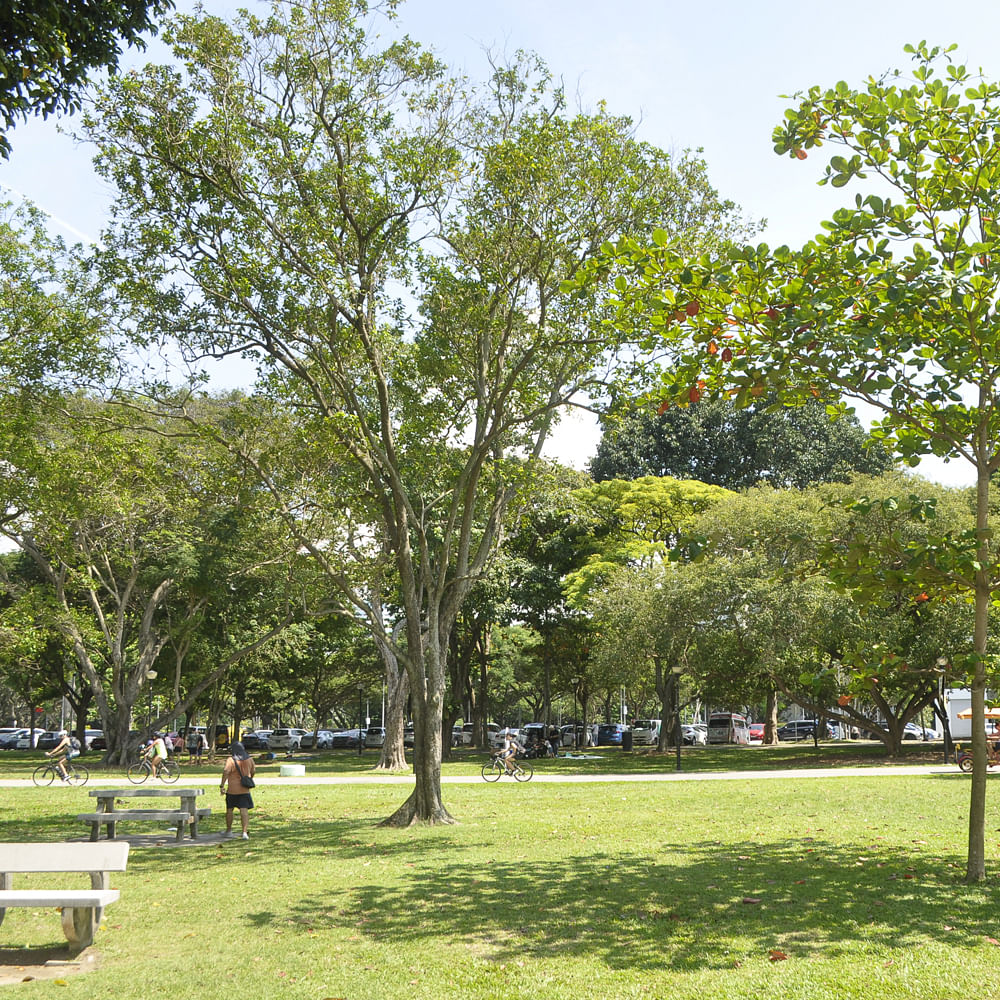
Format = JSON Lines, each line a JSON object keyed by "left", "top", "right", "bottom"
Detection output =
{"left": 769, "top": 949, "right": 789, "bottom": 961}
{"left": 795, "top": 149, "right": 807, "bottom": 160}
{"left": 657, "top": 400, "right": 670, "bottom": 415}
{"left": 987, "top": 937, "right": 1000, "bottom": 946}
{"left": 838, "top": 694, "right": 852, "bottom": 707}
{"left": 688, "top": 387, "right": 701, "bottom": 403}
{"left": 721, "top": 347, "right": 733, "bottom": 363}
{"left": 685, "top": 300, "right": 700, "bottom": 316}
{"left": 707, "top": 341, "right": 718, "bottom": 355}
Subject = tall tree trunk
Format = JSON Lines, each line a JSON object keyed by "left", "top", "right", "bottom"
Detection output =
{"left": 380, "top": 645, "right": 454, "bottom": 826}
{"left": 374, "top": 639, "right": 408, "bottom": 772}
{"left": 764, "top": 687, "right": 779, "bottom": 745}
{"left": 966, "top": 459, "right": 990, "bottom": 882}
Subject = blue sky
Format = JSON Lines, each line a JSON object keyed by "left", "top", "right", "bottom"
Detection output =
{"left": 4, "top": 0, "right": 998, "bottom": 486}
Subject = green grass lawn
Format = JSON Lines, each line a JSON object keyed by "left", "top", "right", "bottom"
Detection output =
{"left": 2, "top": 764, "right": 999, "bottom": 999}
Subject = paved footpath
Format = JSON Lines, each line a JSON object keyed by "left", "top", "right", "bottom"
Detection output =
{"left": 0, "top": 763, "right": 962, "bottom": 788}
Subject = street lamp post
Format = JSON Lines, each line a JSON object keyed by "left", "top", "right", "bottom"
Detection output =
{"left": 672, "top": 665, "right": 682, "bottom": 772}
{"left": 146, "top": 669, "right": 158, "bottom": 738}
{"left": 358, "top": 684, "right": 364, "bottom": 757}
{"left": 572, "top": 679, "right": 580, "bottom": 750}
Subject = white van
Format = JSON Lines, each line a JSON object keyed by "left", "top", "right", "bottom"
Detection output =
{"left": 631, "top": 719, "right": 661, "bottom": 745}
{"left": 707, "top": 712, "right": 750, "bottom": 745}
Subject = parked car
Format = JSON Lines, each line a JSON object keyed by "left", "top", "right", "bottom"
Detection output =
{"left": 15, "top": 728, "right": 46, "bottom": 749}
{"left": 300, "top": 729, "right": 334, "bottom": 749}
{"left": 459, "top": 722, "right": 500, "bottom": 746}
{"left": 903, "top": 722, "right": 938, "bottom": 741}
{"left": 241, "top": 730, "right": 271, "bottom": 751}
{"left": 682, "top": 724, "right": 707, "bottom": 746}
{"left": 560, "top": 724, "right": 596, "bottom": 747}
{"left": 35, "top": 730, "right": 65, "bottom": 751}
{"left": 269, "top": 727, "right": 308, "bottom": 751}
{"left": 596, "top": 723, "right": 626, "bottom": 746}
{"left": 631, "top": 720, "right": 660, "bottom": 746}
{"left": 748, "top": 723, "right": 765, "bottom": 744}
{"left": 404, "top": 726, "right": 415, "bottom": 748}
{"left": 330, "top": 729, "right": 362, "bottom": 748}
{"left": 0, "top": 728, "right": 28, "bottom": 749}
{"left": 364, "top": 726, "right": 385, "bottom": 748}
{"left": 777, "top": 719, "right": 835, "bottom": 742}
{"left": 83, "top": 729, "right": 102, "bottom": 750}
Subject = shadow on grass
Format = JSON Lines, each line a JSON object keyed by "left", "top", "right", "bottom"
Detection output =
{"left": 252, "top": 830, "right": 995, "bottom": 972}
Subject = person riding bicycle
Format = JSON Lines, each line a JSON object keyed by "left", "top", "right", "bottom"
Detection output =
{"left": 45, "top": 729, "right": 78, "bottom": 781}
{"left": 144, "top": 733, "right": 168, "bottom": 778}
{"left": 499, "top": 730, "right": 520, "bottom": 774}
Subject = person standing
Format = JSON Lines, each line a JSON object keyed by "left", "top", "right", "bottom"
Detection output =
{"left": 220, "top": 741, "right": 256, "bottom": 840}
{"left": 173, "top": 732, "right": 186, "bottom": 761}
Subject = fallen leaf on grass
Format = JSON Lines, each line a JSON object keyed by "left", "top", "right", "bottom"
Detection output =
{"left": 742, "top": 897, "right": 762, "bottom": 905}
{"left": 768, "top": 950, "right": 788, "bottom": 962}
{"left": 986, "top": 937, "right": 1000, "bottom": 946}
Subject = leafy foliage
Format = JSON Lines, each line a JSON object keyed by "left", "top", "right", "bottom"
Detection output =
{"left": 0, "top": 0, "right": 173, "bottom": 157}
{"left": 591, "top": 395, "right": 892, "bottom": 488}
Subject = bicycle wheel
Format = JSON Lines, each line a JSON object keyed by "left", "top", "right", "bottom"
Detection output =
{"left": 127, "top": 762, "right": 149, "bottom": 784}
{"left": 66, "top": 762, "right": 89, "bottom": 786}
{"left": 482, "top": 760, "right": 502, "bottom": 781}
{"left": 32, "top": 764, "right": 55, "bottom": 787}
{"left": 514, "top": 761, "right": 533, "bottom": 782}
{"left": 159, "top": 759, "right": 179, "bottom": 783}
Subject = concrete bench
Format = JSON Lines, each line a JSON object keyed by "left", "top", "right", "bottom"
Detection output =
{"left": 0, "top": 841, "right": 129, "bottom": 950}
{"left": 77, "top": 810, "right": 192, "bottom": 842}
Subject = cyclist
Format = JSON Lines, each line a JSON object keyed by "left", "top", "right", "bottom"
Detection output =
{"left": 499, "top": 729, "right": 520, "bottom": 775}
{"left": 144, "top": 733, "right": 169, "bottom": 779}
{"left": 45, "top": 730, "right": 76, "bottom": 781}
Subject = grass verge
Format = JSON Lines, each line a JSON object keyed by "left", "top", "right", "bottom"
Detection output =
{"left": 2, "top": 771, "right": 998, "bottom": 998}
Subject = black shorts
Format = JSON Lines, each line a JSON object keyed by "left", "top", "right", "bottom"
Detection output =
{"left": 225, "top": 792, "right": 254, "bottom": 810}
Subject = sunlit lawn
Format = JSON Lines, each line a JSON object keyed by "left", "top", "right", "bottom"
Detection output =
{"left": 2, "top": 761, "right": 999, "bottom": 999}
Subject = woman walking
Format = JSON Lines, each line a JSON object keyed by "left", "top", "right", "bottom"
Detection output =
{"left": 220, "top": 741, "right": 256, "bottom": 840}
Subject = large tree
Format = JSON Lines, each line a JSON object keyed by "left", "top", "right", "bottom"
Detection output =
{"left": 0, "top": 0, "right": 173, "bottom": 157}
{"left": 591, "top": 395, "right": 891, "bottom": 487}
{"left": 595, "top": 42, "right": 1000, "bottom": 880}
{"left": 84, "top": 1, "right": 748, "bottom": 824}
{"left": 0, "top": 394, "right": 301, "bottom": 762}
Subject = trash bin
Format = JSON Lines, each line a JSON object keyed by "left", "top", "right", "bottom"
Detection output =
{"left": 621, "top": 729, "right": 633, "bottom": 752}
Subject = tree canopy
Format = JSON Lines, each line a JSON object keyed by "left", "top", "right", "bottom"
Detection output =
{"left": 0, "top": 0, "right": 173, "bottom": 157}
{"left": 591, "top": 395, "right": 892, "bottom": 488}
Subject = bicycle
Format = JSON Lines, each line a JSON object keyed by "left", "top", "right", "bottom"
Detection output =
{"left": 482, "top": 752, "right": 533, "bottom": 782}
{"left": 32, "top": 757, "right": 89, "bottom": 787}
{"left": 127, "top": 756, "right": 180, "bottom": 784}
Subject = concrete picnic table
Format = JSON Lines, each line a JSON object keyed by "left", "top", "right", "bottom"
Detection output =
{"left": 80, "top": 787, "right": 209, "bottom": 842}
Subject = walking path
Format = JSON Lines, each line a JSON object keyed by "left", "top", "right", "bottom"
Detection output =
{"left": 0, "top": 763, "right": 961, "bottom": 788}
